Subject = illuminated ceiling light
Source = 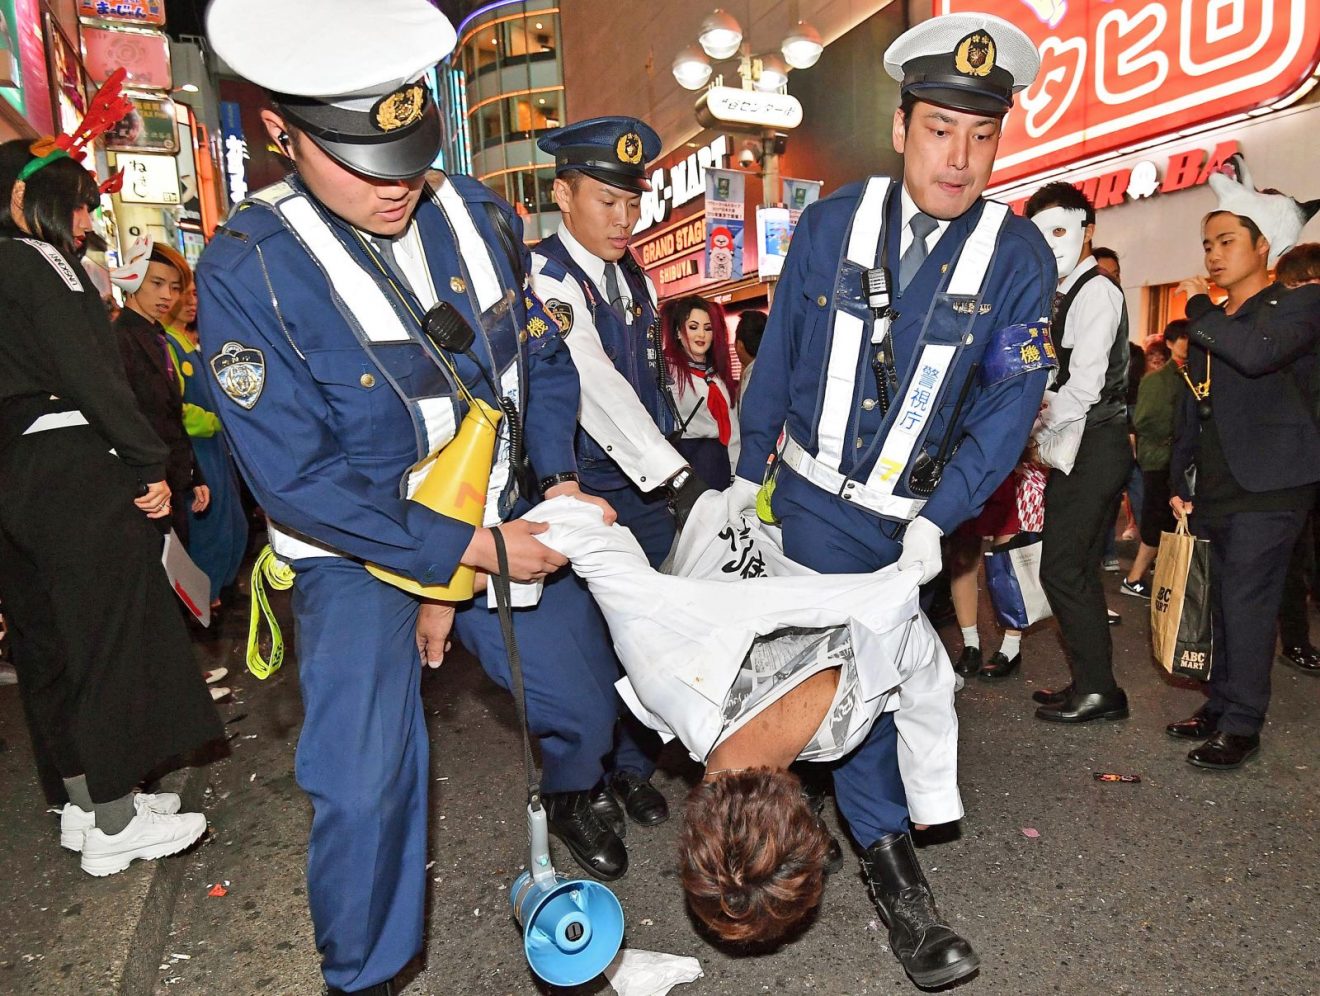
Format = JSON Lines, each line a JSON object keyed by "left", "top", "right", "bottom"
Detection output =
{"left": 753, "top": 53, "right": 789, "bottom": 92}
{"left": 534, "top": 21, "right": 543, "bottom": 29}
{"left": 781, "top": 20, "right": 823, "bottom": 70}
{"left": 672, "top": 44, "right": 713, "bottom": 90}
{"left": 179, "top": 82, "right": 200, "bottom": 93}
{"left": 698, "top": 9, "right": 742, "bottom": 60}
{"left": 537, "top": 97, "right": 546, "bottom": 104}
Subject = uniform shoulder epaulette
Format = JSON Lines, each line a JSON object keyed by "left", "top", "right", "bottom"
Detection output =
{"left": 532, "top": 252, "right": 570, "bottom": 283}
{"left": 981, "top": 319, "right": 1058, "bottom": 387}
{"left": 200, "top": 201, "right": 285, "bottom": 268}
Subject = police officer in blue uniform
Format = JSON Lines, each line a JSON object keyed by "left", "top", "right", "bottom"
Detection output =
{"left": 199, "top": 3, "right": 632, "bottom": 993}
{"left": 731, "top": 14, "right": 1056, "bottom": 989}
{"left": 530, "top": 118, "right": 704, "bottom": 833}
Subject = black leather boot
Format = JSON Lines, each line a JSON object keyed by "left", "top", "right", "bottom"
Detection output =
{"left": 544, "top": 790, "right": 628, "bottom": 881}
{"left": 862, "top": 832, "right": 979, "bottom": 989}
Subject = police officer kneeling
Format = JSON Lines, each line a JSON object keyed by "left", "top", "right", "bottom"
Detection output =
{"left": 200, "top": 2, "right": 635, "bottom": 992}
{"left": 732, "top": 14, "right": 1056, "bottom": 989}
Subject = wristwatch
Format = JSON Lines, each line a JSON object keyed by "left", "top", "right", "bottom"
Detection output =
{"left": 538, "top": 471, "right": 579, "bottom": 493}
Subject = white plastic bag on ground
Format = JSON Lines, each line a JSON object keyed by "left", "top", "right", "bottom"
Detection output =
{"left": 604, "top": 948, "right": 703, "bottom": 996}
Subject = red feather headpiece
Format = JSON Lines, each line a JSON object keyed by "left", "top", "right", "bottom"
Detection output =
{"left": 20, "top": 69, "right": 134, "bottom": 182}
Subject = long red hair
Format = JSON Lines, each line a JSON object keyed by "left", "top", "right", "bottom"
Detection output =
{"left": 662, "top": 295, "right": 738, "bottom": 404}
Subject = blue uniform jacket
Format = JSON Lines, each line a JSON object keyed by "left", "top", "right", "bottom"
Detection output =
{"left": 737, "top": 182, "right": 1056, "bottom": 533}
{"left": 195, "top": 174, "right": 581, "bottom": 585}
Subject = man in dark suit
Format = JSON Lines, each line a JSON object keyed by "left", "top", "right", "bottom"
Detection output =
{"left": 114, "top": 247, "right": 209, "bottom": 542}
{"left": 1167, "top": 210, "right": 1320, "bottom": 769}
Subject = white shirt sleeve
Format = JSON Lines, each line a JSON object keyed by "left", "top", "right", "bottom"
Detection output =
{"left": 531, "top": 256, "right": 686, "bottom": 491}
{"left": 1034, "top": 275, "right": 1124, "bottom": 469}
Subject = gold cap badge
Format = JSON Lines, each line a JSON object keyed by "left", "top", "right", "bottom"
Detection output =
{"left": 616, "top": 132, "right": 643, "bottom": 165}
{"left": 954, "top": 31, "right": 995, "bottom": 78}
{"left": 372, "top": 84, "right": 426, "bottom": 133}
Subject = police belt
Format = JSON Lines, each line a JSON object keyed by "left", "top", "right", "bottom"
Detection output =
{"left": 779, "top": 433, "right": 927, "bottom": 521}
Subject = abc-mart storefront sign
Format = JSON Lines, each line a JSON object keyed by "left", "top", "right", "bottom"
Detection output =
{"left": 938, "top": 0, "right": 1320, "bottom": 188}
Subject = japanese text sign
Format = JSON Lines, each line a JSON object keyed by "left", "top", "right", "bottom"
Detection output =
{"left": 937, "top": 0, "right": 1320, "bottom": 186}
{"left": 79, "top": 0, "right": 166, "bottom": 27}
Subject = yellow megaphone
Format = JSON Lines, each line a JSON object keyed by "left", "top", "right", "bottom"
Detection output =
{"left": 366, "top": 398, "right": 502, "bottom": 600}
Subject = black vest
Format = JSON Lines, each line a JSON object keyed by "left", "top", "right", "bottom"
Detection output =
{"left": 1053, "top": 267, "right": 1128, "bottom": 427}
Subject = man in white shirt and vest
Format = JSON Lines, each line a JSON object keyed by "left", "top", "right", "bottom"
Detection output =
{"left": 1027, "top": 182, "right": 1133, "bottom": 724}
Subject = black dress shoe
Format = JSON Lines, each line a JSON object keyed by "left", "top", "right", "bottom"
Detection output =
{"left": 1035, "top": 688, "right": 1129, "bottom": 723}
{"left": 1187, "top": 731, "right": 1259, "bottom": 770}
{"left": 1031, "top": 683, "right": 1073, "bottom": 705}
{"left": 589, "top": 782, "right": 626, "bottom": 839}
{"left": 978, "top": 651, "right": 1020, "bottom": 679}
{"left": 953, "top": 646, "right": 982, "bottom": 677}
{"left": 1165, "top": 708, "right": 1217, "bottom": 741}
{"left": 1279, "top": 644, "right": 1320, "bottom": 675}
{"left": 544, "top": 790, "right": 628, "bottom": 880}
{"left": 610, "top": 770, "right": 669, "bottom": 826}
{"left": 862, "top": 832, "right": 980, "bottom": 988}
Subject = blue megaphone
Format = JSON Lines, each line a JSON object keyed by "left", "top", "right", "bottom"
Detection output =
{"left": 509, "top": 802, "right": 624, "bottom": 986}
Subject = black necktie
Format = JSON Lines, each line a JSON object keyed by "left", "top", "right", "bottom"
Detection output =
{"left": 603, "top": 262, "right": 627, "bottom": 315}
{"left": 375, "top": 237, "right": 414, "bottom": 295}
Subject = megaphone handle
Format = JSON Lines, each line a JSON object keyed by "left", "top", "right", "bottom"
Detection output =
{"left": 491, "top": 527, "right": 542, "bottom": 806}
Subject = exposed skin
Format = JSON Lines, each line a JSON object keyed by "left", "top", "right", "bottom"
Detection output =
{"left": 892, "top": 101, "right": 1002, "bottom": 220}
{"left": 126, "top": 260, "right": 182, "bottom": 323}
{"left": 10, "top": 185, "right": 170, "bottom": 519}
{"left": 1170, "top": 213, "right": 1271, "bottom": 521}
{"left": 173, "top": 284, "right": 198, "bottom": 332}
{"left": 1095, "top": 256, "right": 1121, "bottom": 283}
{"left": 703, "top": 667, "right": 929, "bottom": 829}
{"left": 553, "top": 173, "right": 641, "bottom": 262}
{"left": 681, "top": 307, "right": 713, "bottom": 362}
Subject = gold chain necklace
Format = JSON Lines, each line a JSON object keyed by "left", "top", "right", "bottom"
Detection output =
{"left": 1179, "top": 353, "right": 1211, "bottom": 400}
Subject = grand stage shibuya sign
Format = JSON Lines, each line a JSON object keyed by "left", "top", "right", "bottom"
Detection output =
{"left": 938, "top": 0, "right": 1320, "bottom": 187}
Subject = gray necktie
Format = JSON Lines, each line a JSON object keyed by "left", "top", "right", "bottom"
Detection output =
{"left": 603, "top": 262, "right": 626, "bottom": 314}
{"left": 375, "top": 237, "right": 414, "bottom": 295}
{"left": 899, "top": 212, "right": 938, "bottom": 291}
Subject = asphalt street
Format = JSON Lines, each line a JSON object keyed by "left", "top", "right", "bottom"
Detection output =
{"left": 1, "top": 545, "right": 1316, "bottom": 995}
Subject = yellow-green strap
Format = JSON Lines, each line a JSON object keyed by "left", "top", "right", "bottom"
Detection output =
{"left": 247, "top": 545, "right": 295, "bottom": 679}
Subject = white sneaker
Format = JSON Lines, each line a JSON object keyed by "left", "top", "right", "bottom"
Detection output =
{"left": 60, "top": 793, "right": 184, "bottom": 852}
{"left": 80, "top": 809, "right": 207, "bottom": 877}
{"left": 202, "top": 667, "right": 228, "bottom": 685}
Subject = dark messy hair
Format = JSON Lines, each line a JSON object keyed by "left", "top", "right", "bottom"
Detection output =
{"left": 679, "top": 768, "right": 831, "bottom": 945}
{"left": 1091, "top": 246, "right": 1119, "bottom": 269}
{"left": 735, "top": 310, "right": 767, "bottom": 358}
{"left": 1025, "top": 180, "right": 1095, "bottom": 226}
{"left": 1202, "top": 210, "right": 1264, "bottom": 245}
{"left": 0, "top": 140, "right": 100, "bottom": 256}
{"left": 1162, "top": 318, "right": 1190, "bottom": 344}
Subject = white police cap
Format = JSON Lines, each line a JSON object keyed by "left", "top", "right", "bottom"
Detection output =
{"left": 884, "top": 13, "right": 1040, "bottom": 115}
{"left": 207, "top": 0, "right": 457, "bottom": 179}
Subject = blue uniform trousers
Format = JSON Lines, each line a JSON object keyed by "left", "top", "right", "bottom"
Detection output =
{"left": 292, "top": 559, "right": 429, "bottom": 993}
{"left": 452, "top": 566, "right": 620, "bottom": 793}
{"left": 291, "top": 559, "right": 621, "bottom": 991}
{"left": 579, "top": 477, "right": 677, "bottom": 778}
{"left": 773, "top": 468, "right": 913, "bottom": 848}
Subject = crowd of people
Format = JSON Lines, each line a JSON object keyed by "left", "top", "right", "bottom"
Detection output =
{"left": 0, "top": 3, "right": 1316, "bottom": 996}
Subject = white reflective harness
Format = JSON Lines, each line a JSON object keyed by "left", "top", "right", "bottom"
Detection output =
{"left": 781, "top": 177, "right": 1008, "bottom": 521}
{"left": 246, "top": 181, "right": 520, "bottom": 561}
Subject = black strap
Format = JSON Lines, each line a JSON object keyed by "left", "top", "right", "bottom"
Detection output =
{"left": 490, "top": 527, "right": 541, "bottom": 809}
{"left": 483, "top": 202, "right": 525, "bottom": 290}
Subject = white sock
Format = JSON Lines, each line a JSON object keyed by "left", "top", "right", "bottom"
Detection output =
{"left": 960, "top": 625, "right": 980, "bottom": 650}
{"left": 999, "top": 632, "right": 1022, "bottom": 660}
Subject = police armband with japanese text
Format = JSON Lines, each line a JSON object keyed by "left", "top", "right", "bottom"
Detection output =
{"left": 980, "top": 321, "right": 1057, "bottom": 388}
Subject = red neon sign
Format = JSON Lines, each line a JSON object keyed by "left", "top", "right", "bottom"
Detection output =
{"left": 936, "top": 1, "right": 1320, "bottom": 186}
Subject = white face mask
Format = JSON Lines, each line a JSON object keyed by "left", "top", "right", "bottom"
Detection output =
{"left": 1031, "top": 206, "right": 1089, "bottom": 280}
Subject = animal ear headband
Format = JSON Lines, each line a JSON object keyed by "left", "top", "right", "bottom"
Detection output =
{"left": 1207, "top": 153, "right": 1320, "bottom": 267}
